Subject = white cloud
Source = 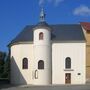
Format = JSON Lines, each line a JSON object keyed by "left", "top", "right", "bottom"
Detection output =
{"left": 39, "top": 0, "right": 64, "bottom": 7}
{"left": 55, "top": 0, "right": 64, "bottom": 6}
{"left": 39, "top": 0, "right": 44, "bottom": 6}
{"left": 73, "top": 5, "right": 90, "bottom": 16}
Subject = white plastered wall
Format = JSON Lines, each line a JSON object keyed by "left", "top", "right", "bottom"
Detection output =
{"left": 10, "top": 43, "right": 34, "bottom": 85}
{"left": 33, "top": 28, "right": 52, "bottom": 85}
{"left": 52, "top": 42, "right": 86, "bottom": 84}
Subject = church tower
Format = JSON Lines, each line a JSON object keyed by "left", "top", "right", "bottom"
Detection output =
{"left": 33, "top": 8, "right": 52, "bottom": 85}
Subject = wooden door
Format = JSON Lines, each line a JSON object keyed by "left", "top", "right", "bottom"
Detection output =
{"left": 65, "top": 73, "right": 71, "bottom": 84}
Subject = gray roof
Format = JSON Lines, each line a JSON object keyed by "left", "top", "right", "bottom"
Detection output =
{"left": 9, "top": 22, "right": 85, "bottom": 46}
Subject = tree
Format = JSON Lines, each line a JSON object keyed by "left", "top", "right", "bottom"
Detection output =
{"left": 0, "top": 51, "right": 6, "bottom": 78}
{"left": 2, "top": 54, "right": 10, "bottom": 78}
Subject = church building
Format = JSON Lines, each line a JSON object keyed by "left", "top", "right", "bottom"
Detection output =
{"left": 8, "top": 8, "right": 86, "bottom": 85}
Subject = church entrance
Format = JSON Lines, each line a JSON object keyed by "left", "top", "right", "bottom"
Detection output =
{"left": 65, "top": 73, "right": 71, "bottom": 84}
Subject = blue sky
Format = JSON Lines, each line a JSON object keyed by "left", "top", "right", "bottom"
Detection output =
{"left": 0, "top": 0, "right": 90, "bottom": 52}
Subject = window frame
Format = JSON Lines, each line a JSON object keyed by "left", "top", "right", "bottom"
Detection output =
{"left": 22, "top": 58, "right": 28, "bottom": 69}
{"left": 39, "top": 32, "right": 44, "bottom": 40}
{"left": 35, "top": 70, "right": 38, "bottom": 79}
{"left": 65, "top": 57, "right": 71, "bottom": 69}
{"left": 38, "top": 60, "right": 44, "bottom": 70}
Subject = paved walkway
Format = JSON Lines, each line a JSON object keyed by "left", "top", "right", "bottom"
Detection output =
{"left": 1, "top": 84, "right": 90, "bottom": 90}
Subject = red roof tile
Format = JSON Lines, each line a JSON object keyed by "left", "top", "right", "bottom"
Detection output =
{"left": 80, "top": 22, "right": 90, "bottom": 31}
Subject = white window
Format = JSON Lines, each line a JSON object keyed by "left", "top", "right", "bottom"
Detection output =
{"left": 35, "top": 70, "right": 38, "bottom": 79}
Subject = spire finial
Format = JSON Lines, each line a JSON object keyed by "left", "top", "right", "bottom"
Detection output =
{"left": 40, "top": 7, "right": 45, "bottom": 22}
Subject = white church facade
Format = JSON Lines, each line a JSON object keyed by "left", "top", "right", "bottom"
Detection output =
{"left": 8, "top": 9, "right": 86, "bottom": 85}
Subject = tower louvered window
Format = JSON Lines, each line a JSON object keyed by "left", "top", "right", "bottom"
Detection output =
{"left": 39, "top": 32, "right": 44, "bottom": 40}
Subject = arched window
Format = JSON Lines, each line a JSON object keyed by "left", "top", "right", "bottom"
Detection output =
{"left": 39, "top": 32, "right": 44, "bottom": 40}
{"left": 38, "top": 60, "right": 44, "bottom": 69}
{"left": 35, "top": 70, "right": 38, "bottom": 79}
{"left": 65, "top": 57, "right": 71, "bottom": 69}
{"left": 22, "top": 58, "right": 28, "bottom": 69}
